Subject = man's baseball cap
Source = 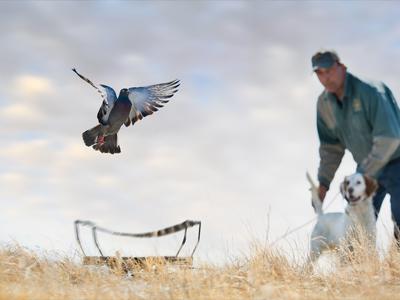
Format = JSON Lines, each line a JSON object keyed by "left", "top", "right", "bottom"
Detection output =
{"left": 311, "top": 51, "right": 340, "bottom": 71}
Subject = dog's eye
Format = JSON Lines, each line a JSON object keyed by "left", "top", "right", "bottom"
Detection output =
{"left": 356, "top": 181, "right": 361, "bottom": 185}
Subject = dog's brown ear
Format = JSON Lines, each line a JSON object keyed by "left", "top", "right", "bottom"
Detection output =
{"left": 364, "top": 175, "right": 378, "bottom": 197}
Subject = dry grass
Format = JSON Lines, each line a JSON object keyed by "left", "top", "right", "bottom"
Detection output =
{"left": 1, "top": 239, "right": 400, "bottom": 300}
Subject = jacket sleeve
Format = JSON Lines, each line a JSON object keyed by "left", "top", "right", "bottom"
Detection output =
{"left": 317, "top": 108, "right": 345, "bottom": 189}
{"left": 359, "top": 85, "right": 400, "bottom": 177}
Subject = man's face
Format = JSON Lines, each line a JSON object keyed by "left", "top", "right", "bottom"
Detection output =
{"left": 315, "top": 62, "right": 345, "bottom": 95}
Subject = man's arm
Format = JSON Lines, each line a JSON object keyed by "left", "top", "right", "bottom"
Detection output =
{"left": 316, "top": 103, "right": 345, "bottom": 196}
{"left": 359, "top": 137, "right": 400, "bottom": 176}
{"left": 318, "top": 143, "right": 345, "bottom": 194}
{"left": 359, "top": 85, "right": 400, "bottom": 177}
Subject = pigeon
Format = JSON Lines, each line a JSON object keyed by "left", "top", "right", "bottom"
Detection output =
{"left": 72, "top": 68, "right": 180, "bottom": 154}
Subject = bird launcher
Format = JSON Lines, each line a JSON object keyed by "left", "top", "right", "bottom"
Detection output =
{"left": 74, "top": 219, "right": 201, "bottom": 271}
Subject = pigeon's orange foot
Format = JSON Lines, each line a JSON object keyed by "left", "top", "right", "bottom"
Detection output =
{"left": 97, "top": 135, "right": 105, "bottom": 145}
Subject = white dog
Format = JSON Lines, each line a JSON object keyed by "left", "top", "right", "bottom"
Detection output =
{"left": 307, "top": 172, "right": 378, "bottom": 262}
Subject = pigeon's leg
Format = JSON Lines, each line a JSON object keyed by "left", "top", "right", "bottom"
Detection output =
{"left": 93, "top": 134, "right": 120, "bottom": 154}
{"left": 97, "top": 135, "right": 105, "bottom": 145}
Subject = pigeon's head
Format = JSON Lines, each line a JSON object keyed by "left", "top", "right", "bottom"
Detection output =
{"left": 119, "top": 88, "right": 129, "bottom": 97}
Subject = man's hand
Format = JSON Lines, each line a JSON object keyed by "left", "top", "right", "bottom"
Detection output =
{"left": 318, "top": 185, "right": 328, "bottom": 202}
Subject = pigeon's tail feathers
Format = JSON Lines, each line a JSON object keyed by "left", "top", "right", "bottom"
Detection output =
{"left": 92, "top": 134, "right": 121, "bottom": 154}
{"left": 306, "top": 172, "right": 323, "bottom": 215}
{"left": 82, "top": 125, "right": 102, "bottom": 147}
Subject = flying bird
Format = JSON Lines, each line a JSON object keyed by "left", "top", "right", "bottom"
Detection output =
{"left": 72, "top": 68, "right": 180, "bottom": 154}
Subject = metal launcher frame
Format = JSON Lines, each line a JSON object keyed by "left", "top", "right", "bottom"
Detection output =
{"left": 74, "top": 220, "right": 201, "bottom": 269}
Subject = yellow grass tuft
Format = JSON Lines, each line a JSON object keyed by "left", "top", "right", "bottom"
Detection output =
{"left": 1, "top": 239, "right": 400, "bottom": 300}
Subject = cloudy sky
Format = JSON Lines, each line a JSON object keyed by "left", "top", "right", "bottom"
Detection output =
{"left": 1, "top": 1, "right": 399, "bottom": 263}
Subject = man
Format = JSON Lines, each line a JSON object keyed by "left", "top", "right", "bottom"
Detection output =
{"left": 312, "top": 50, "right": 400, "bottom": 240}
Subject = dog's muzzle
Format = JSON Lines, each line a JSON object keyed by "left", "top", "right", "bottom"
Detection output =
{"left": 345, "top": 190, "right": 365, "bottom": 205}
{"left": 346, "top": 195, "right": 362, "bottom": 205}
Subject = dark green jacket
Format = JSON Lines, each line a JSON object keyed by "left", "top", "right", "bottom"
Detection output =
{"left": 317, "top": 72, "right": 400, "bottom": 188}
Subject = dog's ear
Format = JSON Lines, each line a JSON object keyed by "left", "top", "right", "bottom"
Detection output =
{"left": 364, "top": 175, "right": 378, "bottom": 197}
{"left": 340, "top": 179, "right": 348, "bottom": 201}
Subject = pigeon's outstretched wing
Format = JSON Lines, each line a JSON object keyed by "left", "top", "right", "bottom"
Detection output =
{"left": 126, "top": 79, "right": 180, "bottom": 126}
{"left": 72, "top": 68, "right": 117, "bottom": 124}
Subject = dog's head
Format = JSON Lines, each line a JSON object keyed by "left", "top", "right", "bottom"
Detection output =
{"left": 340, "top": 173, "right": 378, "bottom": 205}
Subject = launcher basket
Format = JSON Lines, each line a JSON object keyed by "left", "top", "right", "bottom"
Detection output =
{"left": 74, "top": 219, "right": 201, "bottom": 270}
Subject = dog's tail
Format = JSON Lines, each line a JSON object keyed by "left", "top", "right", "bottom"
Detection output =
{"left": 306, "top": 172, "right": 323, "bottom": 215}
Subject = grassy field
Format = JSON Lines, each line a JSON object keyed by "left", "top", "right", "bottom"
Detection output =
{"left": 1, "top": 240, "right": 400, "bottom": 300}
